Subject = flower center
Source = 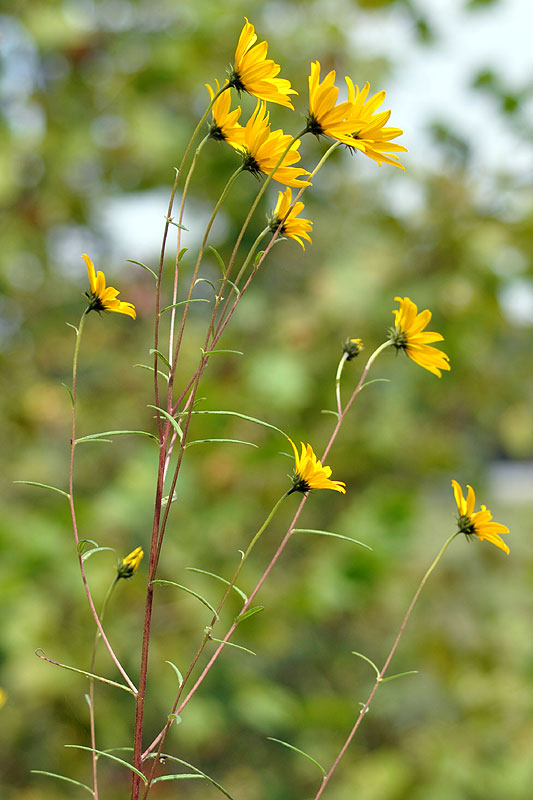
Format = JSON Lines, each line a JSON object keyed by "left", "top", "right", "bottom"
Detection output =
{"left": 305, "top": 113, "right": 325, "bottom": 137}
{"left": 85, "top": 291, "right": 106, "bottom": 313}
{"left": 240, "top": 151, "right": 263, "bottom": 179}
{"left": 388, "top": 326, "right": 408, "bottom": 350}
{"left": 289, "top": 472, "right": 310, "bottom": 495}
{"left": 227, "top": 68, "right": 246, "bottom": 94}
{"left": 457, "top": 514, "right": 476, "bottom": 537}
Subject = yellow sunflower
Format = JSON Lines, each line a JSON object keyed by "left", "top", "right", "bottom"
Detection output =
{"left": 288, "top": 438, "right": 346, "bottom": 495}
{"left": 389, "top": 296, "right": 450, "bottom": 378}
{"left": 205, "top": 80, "right": 245, "bottom": 147}
{"left": 305, "top": 61, "right": 358, "bottom": 145}
{"left": 228, "top": 18, "right": 297, "bottom": 109}
{"left": 237, "top": 102, "right": 310, "bottom": 188}
{"left": 268, "top": 187, "right": 313, "bottom": 249}
{"left": 117, "top": 546, "right": 144, "bottom": 579}
{"left": 83, "top": 254, "right": 136, "bottom": 319}
{"left": 452, "top": 481, "right": 510, "bottom": 554}
{"left": 345, "top": 79, "right": 407, "bottom": 169}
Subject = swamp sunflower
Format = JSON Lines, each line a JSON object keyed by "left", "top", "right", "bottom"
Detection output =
{"left": 206, "top": 80, "right": 245, "bottom": 147}
{"left": 345, "top": 79, "right": 407, "bottom": 169}
{"left": 305, "top": 61, "right": 359, "bottom": 145}
{"left": 268, "top": 187, "right": 313, "bottom": 249}
{"left": 228, "top": 18, "right": 297, "bottom": 109}
{"left": 288, "top": 438, "right": 346, "bottom": 495}
{"left": 452, "top": 481, "right": 510, "bottom": 554}
{"left": 237, "top": 102, "right": 310, "bottom": 187}
{"left": 388, "top": 296, "right": 450, "bottom": 378}
{"left": 83, "top": 254, "right": 136, "bottom": 319}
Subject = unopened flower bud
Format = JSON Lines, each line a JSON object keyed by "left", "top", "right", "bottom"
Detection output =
{"left": 343, "top": 338, "right": 364, "bottom": 361}
{"left": 117, "top": 546, "right": 143, "bottom": 579}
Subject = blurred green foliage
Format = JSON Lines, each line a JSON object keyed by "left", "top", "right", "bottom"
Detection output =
{"left": 1, "top": 0, "right": 532, "bottom": 798}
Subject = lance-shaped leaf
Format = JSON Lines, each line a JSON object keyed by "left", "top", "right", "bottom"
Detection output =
{"left": 152, "top": 580, "right": 218, "bottom": 618}
{"left": 267, "top": 737, "right": 326, "bottom": 776}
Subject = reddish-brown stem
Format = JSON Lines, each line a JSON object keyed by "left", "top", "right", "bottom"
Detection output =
{"left": 312, "top": 530, "right": 460, "bottom": 799}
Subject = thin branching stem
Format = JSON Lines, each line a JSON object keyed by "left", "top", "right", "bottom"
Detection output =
{"left": 68, "top": 311, "right": 137, "bottom": 692}
{"left": 87, "top": 576, "right": 119, "bottom": 799}
{"left": 312, "top": 531, "right": 461, "bottom": 799}
{"left": 140, "top": 491, "right": 290, "bottom": 794}
{"left": 142, "top": 341, "right": 393, "bottom": 767}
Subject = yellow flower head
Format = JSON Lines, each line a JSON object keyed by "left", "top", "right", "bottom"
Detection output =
{"left": 117, "top": 546, "right": 144, "bottom": 579}
{"left": 268, "top": 187, "right": 313, "bottom": 249}
{"left": 306, "top": 61, "right": 359, "bottom": 145}
{"left": 389, "top": 296, "right": 450, "bottom": 378}
{"left": 345, "top": 79, "right": 407, "bottom": 170}
{"left": 452, "top": 481, "right": 510, "bottom": 555}
{"left": 205, "top": 80, "right": 245, "bottom": 148}
{"left": 237, "top": 102, "right": 311, "bottom": 188}
{"left": 288, "top": 438, "right": 346, "bottom": 495}
{"left": 83, "top": 254, "right": 136, "bottom": 319}
{"left": 228, "top": 18, "right": 297, "bottom": 109}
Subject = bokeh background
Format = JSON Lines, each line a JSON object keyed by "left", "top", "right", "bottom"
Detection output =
{"left": 1, "top": 0, "right": 532, "bottom": 798}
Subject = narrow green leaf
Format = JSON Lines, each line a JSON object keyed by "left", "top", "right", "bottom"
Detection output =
{"left": 61, "top": 382, "right": 74, "bottom": 407}
{"left": 186, "top": 438, "right": 257, "bottom": 449}
{"left": 267, "top": 738, "right": 326, "bottom": 776}
{"left": 81, "top": 546, "right": 115, "bottom": 562}
{"left": 77, "top": 538, "right": 98, "bottom": 554}
{"left": 14, "top": 481, "right": 70, "bottom": 500}
{"left": 66, "top": 322, "right": 79, "bottom": 334}
{"left": 253, "top": 249, "right": 265, "bottom": 268}
{"left": 178, "top": 247, "right": 188, "bottom": 261}
{"left": 35, "top": 650, "right": 135, "bottom": 695}
{"left": 165, "top": 660, "right": 184, "bottom": 687}
{"left": 160, "top": 299, "right": 210, "bottom": 314}
{"left": 188, "top": 409, "right": 287, "bottom": 438}
{"left": 65, "top": 745, "right": 147, "bottom": 784}
{"left": 293, "top": 529, "right": 372, "bottom": 551}
{"left": 168, "top": 713, "right": 182, "bottom": 724}
{"left": 320, "top": 409, "right": 339, "bottom": 418}
{"left": 167, "top": 218, "right": 188, "bottom": 231}
{"left": 194, "top": 277, "right": 217, "bottom": 294}
{"left": 147, "top": 405, "right": 183, "bottom": 440}
{"left": 352, "top": 651, "right": 380, "bottom": 679}
{"left": 133, "top": 363, "right": 170, "bottom": 383}
{"left": 361, "top": 378, "right": 391, "bottom": 390}
{"left": 224, "top": 278, "right": 241, "bottom": 297}
{"left": 152, "top": 580, "right": 218, "bottom": 618}
{"left": 153, "top": 774, "right": 203, "bottom": 783}
{"left": 379, "top": 670, "right": 418, "bottom": 684}
{"left": 235, "top": 606, "right": 264, "bottom": 624}
{"left": 186, "top": 567, "right": 248, "bottom": 602}
{"left": 207, "top": 245, "right": 227, "bottom": 276}
{"left": 149, "top": 348, "right": 172, "bottom": 371}
{"left": 30, "top": 770, "right": 94, "bottom": 795}
{"left": 75, "top": 430, "right": 158, "bottom": 444}
{"left": 144, "top": 754, "right": 236, "bottom": 799}
{"left": 200, "top": 348, "right": 244, "bottom": 356}
{"left": 209, "top": 637, "right": 256, "bottom": 656}
{"left": 126, "top": 258, "right": 158, "bottom": 282}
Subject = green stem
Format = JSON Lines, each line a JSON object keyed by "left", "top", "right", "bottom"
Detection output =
{"left": 87, "top": 576, "right": 120, "bottom": 798}
{"left": 168, "top": 164, "right": 244, "bottom": 384}
{"left": 168, "top": 134, "right": 210, "bottom": 361}
{"left": 335, "top": 353, "right": 349, "bottom": 416}
{"left": 227, "top": 227, "right": 269, "bottom": 294}
{"left": 313, "top": 531, "right": 462, "bottom": 799}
